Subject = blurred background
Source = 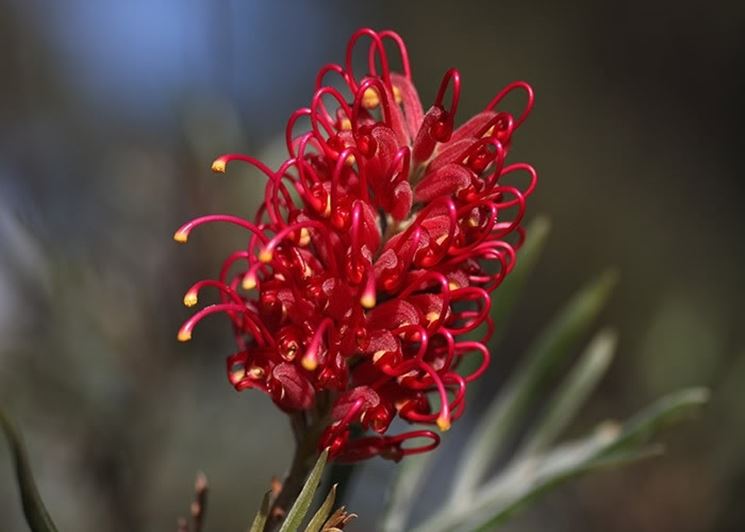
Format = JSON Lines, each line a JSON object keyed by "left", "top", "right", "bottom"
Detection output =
{"left": 1, "top": 1, "right": 743, "bottom": 530}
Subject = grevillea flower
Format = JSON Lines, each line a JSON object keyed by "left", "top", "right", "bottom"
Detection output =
{"left": 175, "top": 28, "right": 536, "bottom": 462}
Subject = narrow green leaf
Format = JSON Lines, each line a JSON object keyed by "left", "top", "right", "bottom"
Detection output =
{"left": 516, "top": 329, "right": 617, "bottom": 458}
{"left": 248, "top": 490, "right": 272, "bottom": 532}
{"left": 599, "top": 387, "right": 709, "bottom": 456}
{"left": 480, "top": 389, "right": 709, "bottom": 529}
{"left": 304, "top": 484, "right": 337, "bottom": 532}
{"left": 412, "top": 431, "right": 616, "bottom": 532}
{"left": 413, "top": 387, "right": 707, "bottom": 532}
{"left": 0, "top": 408, "right": 59, "bottom": 532}
{"left": 471, "top": 444, "right": 664, "bottom": 531}
{"left": 451, "top": 270, "right": 618, "bottom": 500}
{"left": 322, "top": 461, "right": 355, "bottom": 513}
{"left": 587, "top": 443, "right": 665, "bottom": 469}
{"left": 279, "top": 449, "right": 328, "bottom": 532}
{"left": 381, "top": 452, "right": 435, "bottom": 532}
{"left": 468, "top": 388, "right": 707, "bottom": 531}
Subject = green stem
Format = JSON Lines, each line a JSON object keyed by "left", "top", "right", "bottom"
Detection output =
{"left": 264, "top": 405, "right": 331, "bottom": 532}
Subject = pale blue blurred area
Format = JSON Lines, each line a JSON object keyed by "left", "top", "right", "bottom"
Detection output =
{"left": 13, "top": 0, "right": 346, "bottom": 127}
{"left": 0, "top": 1, "right": 743, "bottom": 531}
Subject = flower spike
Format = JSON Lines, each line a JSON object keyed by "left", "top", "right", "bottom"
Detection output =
{"left": 175, "top": 28, "right": 536, "bottom": 462}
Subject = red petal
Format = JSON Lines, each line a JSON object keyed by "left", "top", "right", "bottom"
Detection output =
{"left": 360, "top": 201, "right": 382, "bottom": 250}
{"left": 366, "top": 330, "right": 401, "bottom": 357}
{"left": 412, "top": 106, "right": 444, "bottom": 163}
{"left": 272, "top": 363, "right": 315, "bottom": 410}
{"left": 414, "top": 163, "right": 473, "bottom": 202}
{"left": 420, "top": 214, "right": 456, "bottom": 245}
{"left": 374, "top": 248, "right": 399, "bottom": 276}
{"left": 447, "top": 111, "right": 496, "bottom": 146}
{"left": 446, "top": 269, "right": 470, "bottom": 290}
{"left": 368, "top": 126, "right": 399, "bottom": 177}
{"left": 392, "top": 73, "right": 424, "bottom": 142}
{"left": 368, "top": 299, "right": 421, "bottom": 329}
{"left": 409, "top": 293, "right": 449, "bottom": 325}
{"left": 384, "top": 85, "right": 411, "bottom": 147}
{"left": 331, "top": 386, "right": 381, "bottom": 420}
{"left": 427, "top": 138, "right": 473, "bottom": 173}
{"left": 390, "top": 180, "right": 413, "bottom": 221}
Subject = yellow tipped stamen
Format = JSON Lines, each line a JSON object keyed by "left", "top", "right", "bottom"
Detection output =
{"left": 393, "top": 85, "right": 402, "bottom": 104}
{"left": 241, "top": 272, "right": 257, "bottom": 290}
{"left": 301, "top": 355, "right": 318, "bottom": 371}
{"left": 396, "top": 369, "right": 418, "bottom": 384}
{"left": 230, "top": 367, "right": 246, "bottom": 384}
{"left": 177, "top": 329, "right": 192, "bottom": 342}
{"left": 345, "top": 154, "right": 356, "bottom": 166}
{"left": 362, "top": 87, "right": 380, "bottom": 109}
{"left": 482, "top": 125, "right": 495, "bottom": 138}
{"left": 425, "top": 311, "right": 440, "bottom": 324}
{"left": 211, "top": 159, "right": 227, "bottom": 173}
{"left": 360, "top": 293, "right": 376, "bottom": 309}
{"left": 448, "top": 281, "right": 460, "bottom": 291}
{"left": 258, "top": 249, "right": 273, "bottom": 263}
{"left": 173, "top": 230, "right": 189, "bottom": 243}
{"left": 435, "top": 233, "right": 449, "bottom": 245}
{"left": 298, "top": 227, "right": 311, "bottom": 246}
{"left": 270, "top": 477, "right": 282, "bottom": 497}
{"left": 248, "top": 366, "right": 265, "bottom": 379}
{"left": 282, "top": 345, "right": 298, "bottom": 361}
{"left": 436, "top": 416, "right": 452, "bottom": 432}
{"left": 340, "top": 117, "right": 352, "bottom": 131}
{"left": 322, "top": 196, "right": 332, "bottom": 217}
{"left": 183, "top": 290, "right": 198, "bottom": 307}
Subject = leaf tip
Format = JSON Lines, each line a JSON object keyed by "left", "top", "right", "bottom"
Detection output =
{"left": 529, "top": 215, "right": 551, "bottom": 237}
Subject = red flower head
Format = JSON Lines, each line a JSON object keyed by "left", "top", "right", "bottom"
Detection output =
{"left": 175, "top": 28, "right": 536, "bottom": 462}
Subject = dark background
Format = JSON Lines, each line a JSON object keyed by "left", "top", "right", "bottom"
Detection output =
{"left": 1, "top": 1, "right": 743, "bottom": 530}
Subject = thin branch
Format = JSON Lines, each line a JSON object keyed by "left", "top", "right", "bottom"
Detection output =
{"left": 177, "top": 471, "right": 208, "bottom": 532}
